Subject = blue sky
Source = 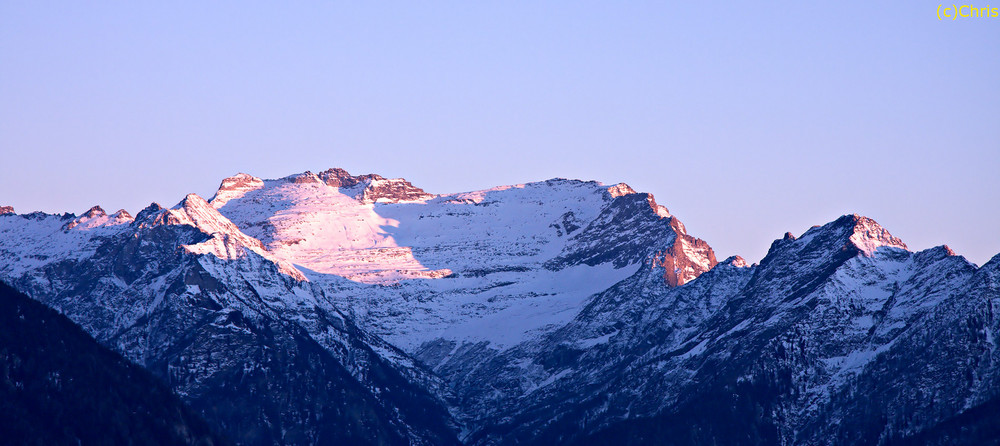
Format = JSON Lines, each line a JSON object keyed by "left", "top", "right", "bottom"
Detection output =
{"left": 2, "top": 2, "right": 998, "bottom": 264}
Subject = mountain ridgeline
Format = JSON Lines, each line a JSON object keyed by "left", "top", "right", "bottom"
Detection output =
{"left": 0, "top": 168, "right": 997, "bottom": 445}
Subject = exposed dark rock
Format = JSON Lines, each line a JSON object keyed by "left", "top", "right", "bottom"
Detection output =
{"left": 134, "top": 202, "right": 165, "bottom": 226}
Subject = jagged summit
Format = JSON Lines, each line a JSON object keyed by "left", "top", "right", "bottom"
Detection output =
{"left": 824, "top": 213, "right": 908, "bottom": 255}
{"left": 720, "top": 255, "right": 749, "bottom": 268}
{"left": 0, "top": 206, "right": 14, "bottom": 215}
{"left": 83, "top": 205, "right": 106, "bottom": 218}
{"left": 158, "top": 193, "right": 265, "bottom": 249}
{"left": 606, "top": 183, "right": 636, "bottom": 198}
{"left": 765, "top": 214, "right": 909, "bottom": 262}
{"left": 210, "top": 173, "right": 264, "bottom": 208}
{"left": 361, "top": 177, "right": 433, "bottom": 203}
{"left": 178, "top": 193, "right": 210, "bottom": 208}
{"left": 284, "top": 171, "right": 323, "bottom": 184}
{"left": 62, "top": 205, "right": 133, "bottom": 231}
{"left": 138, "top": 193, "right": 306, "bottom": 280}
{"left": 213, "top": 168, "right": 679, "bottom": 213}
{"left": 280, "top": 168, "right": 380, "bottom": 187}
{"left": 210, "top": 168, "right": 434, "bottom": 206}
{"left": 133, "top": 202, "right": 164, "bottom": 225}
{"left": 318, "top": 167, "right": 379, "bottom": 187}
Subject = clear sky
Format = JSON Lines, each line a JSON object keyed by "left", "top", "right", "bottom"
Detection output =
{"left": 2, "top": 2, "right": 998, "bottom": 265}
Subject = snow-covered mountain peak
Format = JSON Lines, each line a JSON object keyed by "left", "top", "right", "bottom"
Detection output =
{"left": 210, "top": 173, "right": 264, "bottom": 208}
{"left": 843, "top": 214, "right": 908, "bottom": 255}
{"left": 149, "top": 193, "right": 307, "bottom": 279}
{"left": 0, "top": 206, "right": 13, "bottom": 215}
{"left": 606, "top": 183, "right": 637, "bottom": 198}
{"left": 82, "top": 205, "right": 106, "bottom": 218}
{"left": 160, "top": 194, "right": 260, "bottom": 246}
{"left": 212, "top": 168, "right": 435, "bottom": 207}
{"left": 207, "top": 170, "right": 721, "bottom": 349}
{"left": 939, "top": 244, "right": 957, "bottom": 257}
{"left": 133, "top": 202, "right": 164, "bottom": 226}
{"left": 784, "top": 214, "right": 908, "bottom": 259}
{"left": 315, "top": 167, "right": 433, "bottom": 203}
{"left": 603, "top": 182, "right": 670, "bottom": 217}
{"left": 541, "top": 186, "right": 714, "bottom": 286}
{"left": 720, "top": 255, "right": 749, "bottom": 268}
{"left": 174, "top": 193, "right": 225, "bottom": 217}
{"left": 62, "top": 205, "right": 134, "bottom": 231}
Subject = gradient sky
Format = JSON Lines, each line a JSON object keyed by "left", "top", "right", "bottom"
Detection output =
{"left": 2, "top": 2, "right": 998, "bottom": 265}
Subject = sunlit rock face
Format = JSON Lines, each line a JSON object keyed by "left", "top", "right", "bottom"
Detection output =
{"left": 0, "top": 167, "right": 997, "bottom": 445}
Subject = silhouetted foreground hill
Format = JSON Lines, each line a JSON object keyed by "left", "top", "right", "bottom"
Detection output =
{"left": 0, "top": 281, "right": 228, "bottom": 446}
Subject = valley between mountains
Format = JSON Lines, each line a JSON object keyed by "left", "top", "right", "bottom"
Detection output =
{"left": 1, "top": 168, "right": 998, "bottom": 445}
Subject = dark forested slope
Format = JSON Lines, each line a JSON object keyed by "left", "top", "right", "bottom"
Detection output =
{"left": 0, "top": 281, "right": 227, "bottom": 446}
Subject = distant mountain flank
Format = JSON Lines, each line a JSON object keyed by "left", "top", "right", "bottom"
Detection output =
{"left": 0, "top": 167, "right": 997, "bottom": 445}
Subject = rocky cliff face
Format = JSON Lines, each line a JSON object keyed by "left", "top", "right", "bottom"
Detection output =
{"left": 0, "top": 168, "right": 997, "bottom": 445}
{"left": 543, "top": 190, "right": 716, "bottom": 283}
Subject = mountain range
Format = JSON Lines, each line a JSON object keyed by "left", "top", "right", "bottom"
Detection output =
{"left": 1, "top": 167, "right": 997, "bottom": 445}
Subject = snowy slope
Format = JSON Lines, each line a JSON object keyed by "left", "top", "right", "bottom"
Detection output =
{"left": 211, "top": 168, "right": 717, "bottom": 350}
